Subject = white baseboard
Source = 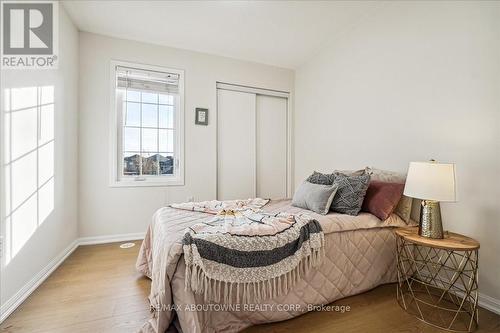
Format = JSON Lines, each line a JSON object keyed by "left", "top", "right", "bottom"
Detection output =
{"left": 478, "top": 292, "right": 500, "bottom": 315}
{"left": 0, "top": 232, "right": 145, "bottom": 323}
{"left": 0, "top": 239, "right": 79, "bottom": 323}
{"left": 438, "top": 280, "right": 500, "bottom": 316}
{"left": 78, "top": 232, "right": 145, "bottom": 246}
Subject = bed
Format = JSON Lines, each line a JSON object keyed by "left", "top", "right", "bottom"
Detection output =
{"left": 136, "top": 199, "right": 417, "bottom": 333}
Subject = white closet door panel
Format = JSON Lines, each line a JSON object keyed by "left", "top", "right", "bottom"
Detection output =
{"left": 256, "top": 95, "right": 287, "bottom": 199}
{"left": 217, "top": 89, "right": 256, "bottom": 200}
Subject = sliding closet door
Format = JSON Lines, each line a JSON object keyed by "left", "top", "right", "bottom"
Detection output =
{"left": 256, "top": 95, "right": 287, "bottom": 199}
{"left": 217, "top": 89, "right": 256, "bottom": 200}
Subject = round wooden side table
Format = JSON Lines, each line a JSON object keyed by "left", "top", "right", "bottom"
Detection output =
{"left": 395, "top": 227, "right": 480, "bottom": 332}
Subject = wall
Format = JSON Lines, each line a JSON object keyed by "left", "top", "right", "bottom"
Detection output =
{"left": 78, "top": 33, "right": 294, "bottom": 237}
{"left": 1, "top": 7, "right": 79, "bottom": 306}
{"left": 295, "top": 1, "right": 500, "bottom": 300}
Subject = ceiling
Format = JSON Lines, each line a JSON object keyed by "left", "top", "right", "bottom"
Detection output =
{"left": 62, "top": 1, "right": 382, "bottom": 69}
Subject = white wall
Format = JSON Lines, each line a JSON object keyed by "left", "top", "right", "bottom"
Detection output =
{"left": 295, "top": 1, "right": 500, "bottom": 300}
{"left": 1, "top": 7, "right": 79, "bottom": 306}
{"left": 78, "top": 33, "right": 294, "bottom": 237}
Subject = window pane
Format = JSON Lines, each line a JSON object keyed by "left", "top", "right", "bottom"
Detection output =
{"left": 11, "top": 87, "right": 37, "bottom": 110}
{"left": 126, "top": 90, "right": 140, "bottom": 102}
{"left": 142, "top": 104, "right": 157, "bottom": 127}
{"left": 123, "top": 153, "right": 140, "bottom": 175}
{"left": 39, "top": 142, "right": 54, "bottom": 185}
{"left": 141, "top": 153, "right": 158, "bottom": 175}
{"left": 159, "top": 153, "right": 174, "bottom": 175}
{"left": 11, "top": 151, "right": 37, "bottom": 210}
{"left": 142, "top": 92, "right": 157, "bottom": 104}
{"left": 159, "top": 94, "right": 173, "bottom": 105}
{"left": 39, "top": 178, "right": 54, "bottom": 225}
{"left": 123, "top": 127, "right": 140, "bottom": 151}
{"left": 11, "top": 194, "right": 37, "bottom": 256}
{"left": 159, "top": 105, "right": 173, "bottom": 128}
{"left": 41, "top": 86, "right": 54, "bottom": 104}
{"left": 159, "top": 129, "right": 174, "bottom": 152}
{"left": 142, "top": 128, "right": 157, "bottom": 152}
{"left": 124, "top": 102, "right": 140, "bottom": 126}
{"left": 11, "top": 107, "right": 37, "bottom": 159}
{"left": 115, "top": 65, "right": 182, "bottom": 183}
{"left": 40, "top": 104, "right": 54, "bottom": 144}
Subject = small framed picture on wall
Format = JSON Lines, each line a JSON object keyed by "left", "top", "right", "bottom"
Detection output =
{"left": 195, "top": 108, "right": 208, "bottom": 125}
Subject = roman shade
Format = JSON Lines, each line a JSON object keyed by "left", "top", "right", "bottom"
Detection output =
{"left": 116, "top": 65, "right": 180, "bottom": 94}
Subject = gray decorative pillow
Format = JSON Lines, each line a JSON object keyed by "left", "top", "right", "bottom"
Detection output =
{"left": 369, "top": 167, "right": 405, "bottom": 183}
{"left": 292, "top": 181, "right": 338, "bottom": 215}
{"left": 306, "top": 171, "right": 335, "bottom": 185}
{"left": 330, "top": 173, "right": 371, "bottom": 215}
{"left": 335, "top": 167, "right": 371, "bottom": 176}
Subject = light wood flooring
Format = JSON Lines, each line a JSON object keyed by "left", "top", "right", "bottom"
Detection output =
{"left": 1, "top": 241, "right": 499, "bottom": 333}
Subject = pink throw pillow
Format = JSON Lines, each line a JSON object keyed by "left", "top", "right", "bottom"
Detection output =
{"left": 362, "top": 181, "right": 404, "bottom": 220}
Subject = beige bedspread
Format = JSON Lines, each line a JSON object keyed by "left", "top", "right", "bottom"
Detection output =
{"left": 136, "top": 200, "right": 414, "bottom": 333}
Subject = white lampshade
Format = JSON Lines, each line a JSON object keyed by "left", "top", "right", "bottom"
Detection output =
{"left": 404, "top": 161, "right": 457, "bottom": 202}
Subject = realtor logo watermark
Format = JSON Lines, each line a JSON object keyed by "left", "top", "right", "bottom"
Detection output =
{"left": 1, "top": 1, "right": 58, "bottom": 69}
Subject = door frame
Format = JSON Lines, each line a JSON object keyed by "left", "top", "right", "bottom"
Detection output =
{"left": 215, "top": 82, "right": 292, "bottom": 200}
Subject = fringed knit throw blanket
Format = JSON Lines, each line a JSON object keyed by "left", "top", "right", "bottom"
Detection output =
{"left": 173, "top": 198, "right": 325, "bottom": 304}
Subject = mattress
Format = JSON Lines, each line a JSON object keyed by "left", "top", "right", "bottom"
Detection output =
{"left": 136, "top": 199, "right": 415, "bottom": 333}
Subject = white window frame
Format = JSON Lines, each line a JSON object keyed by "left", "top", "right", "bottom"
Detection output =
{"left": 109, "top": 60, "right": 185, "bottom": 187}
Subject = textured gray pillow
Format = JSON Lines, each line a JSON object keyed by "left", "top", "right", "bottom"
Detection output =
{"left": 330, "top": 173, "right": 371, "bottom": 215}
{"left": 307, "top": 167, "right": 370, "bottom": 186}
{"left": 306, "top": 171, "right": 335, "bottom": 185}
{"left": 292, "top": 181, "right": 338, "bottom": 215}
{"left": 335, "top": 167, "right": 371, "bottom": 176}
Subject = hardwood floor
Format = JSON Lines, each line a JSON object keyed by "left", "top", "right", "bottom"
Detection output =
{"left": 1, "top": 241, "right": 499, "bottom": 333}
{"left": 0, "top": 242, "right": 150, "bottom": 333}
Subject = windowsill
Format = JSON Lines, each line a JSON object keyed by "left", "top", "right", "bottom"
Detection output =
{"left": 109, "top": 178, "right": 184, "bottom": 188}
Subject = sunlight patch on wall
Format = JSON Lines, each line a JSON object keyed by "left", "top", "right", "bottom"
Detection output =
{"left": 3, "top": 86, "right": 55, "bottom": 265}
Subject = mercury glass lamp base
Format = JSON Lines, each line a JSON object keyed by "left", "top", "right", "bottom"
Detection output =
{"left": 419, "top": 200, "right": 444, "bottom": 239}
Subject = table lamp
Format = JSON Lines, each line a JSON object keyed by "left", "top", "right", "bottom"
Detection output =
{"left": 403, "top": 161, "right": 456, "bottom": 239}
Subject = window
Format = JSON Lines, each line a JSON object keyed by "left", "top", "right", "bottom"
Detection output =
{"left": 110, "top": 61, "right": 184, "bottom": 186}
{"left": 2, "top": 86, "right": 55, "bottom": 264}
